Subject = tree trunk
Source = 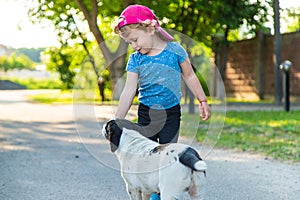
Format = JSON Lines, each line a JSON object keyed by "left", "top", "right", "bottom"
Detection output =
{"left": 108, "top": 42, "right": 128, "bottom": 100}
{"left": 273, "top": 0, "right": 283, "bottom": 104}
{"left": 75, "top": 0, "right": 131, "bottom": 100}
{"left": 98, "top": 77, "right": 105, "bottom": 102}
{"left": 213, "top": 30, "right": 229, "bottom": 101}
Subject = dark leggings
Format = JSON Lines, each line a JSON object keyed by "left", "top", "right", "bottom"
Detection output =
{"left": 137, "top": 103, "right": 181, "bottom": 144}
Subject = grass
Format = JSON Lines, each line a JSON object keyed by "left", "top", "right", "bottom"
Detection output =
{"left": 181, "top": 110, "right": 300, "bottom": 162}
{"left": 28, "top": 88, "right": 141, "bottom": 104}
{"left": 4, "top": 77, "right": 63, "bottom": 89}
{"left": 29, "top": 90, "right": 75, "bottom": 104}
{"left": 28, "top": 89, "right": 105, "bottom": 104}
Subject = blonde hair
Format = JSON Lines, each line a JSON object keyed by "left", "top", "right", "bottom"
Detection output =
{"left": 114, "top": 23, "right": 148, "bottom": 34}
{"left": 114, "top": 22, "right": 169, "bottom": 41}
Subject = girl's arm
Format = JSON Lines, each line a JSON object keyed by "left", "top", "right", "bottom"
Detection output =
{"left": 115, "top": 72, "right": 138, "bottom": 119}
{"left": 181, "top": 59, "right": 210, "bottom": 121}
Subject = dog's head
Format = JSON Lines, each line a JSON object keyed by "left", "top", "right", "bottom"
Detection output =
{"left": 102, "top": 118, "right": 149, "bottom": 152}
{"left": 102, "top": 119, "right": 123, "bottom": 152}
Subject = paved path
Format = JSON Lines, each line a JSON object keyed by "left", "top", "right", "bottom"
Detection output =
{"left": 0, "top": 90, "right": 299, "bottom": 200}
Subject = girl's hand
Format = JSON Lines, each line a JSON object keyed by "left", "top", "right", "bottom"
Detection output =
{"left": 199, "top": 101, "right": 210, "bottom": 121}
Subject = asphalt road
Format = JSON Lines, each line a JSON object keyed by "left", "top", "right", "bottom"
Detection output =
{"left": 0, "top": 90, "right": 299, "bottom": 200}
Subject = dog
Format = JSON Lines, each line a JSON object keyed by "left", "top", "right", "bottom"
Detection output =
{"left": 102, "top": 119, "right": 207, "bottom": 200}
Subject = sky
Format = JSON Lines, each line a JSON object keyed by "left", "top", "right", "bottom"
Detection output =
{"left": 0, "top": 0, "right": 299, "bottom": 49}
{"left": 0, "top": 0, "right": 58, "bottom": 48}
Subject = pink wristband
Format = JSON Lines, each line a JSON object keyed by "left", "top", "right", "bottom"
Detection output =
{"left": 199, "top": 100, "right": 207, "bottom": 106}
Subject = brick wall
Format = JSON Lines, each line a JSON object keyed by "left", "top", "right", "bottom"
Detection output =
{"left": 224, "top": 31, "right": 300, "bottom": 100}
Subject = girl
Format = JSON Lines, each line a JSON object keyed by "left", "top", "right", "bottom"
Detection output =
{"left": 113, "top": 4, "right": 210, "bottom": 144}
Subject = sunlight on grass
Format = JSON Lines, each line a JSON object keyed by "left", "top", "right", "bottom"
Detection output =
{"left": 3, "top": 77, "right": 62, "bottom": 89}
{"left": 28, "top": 90, "right": 74, "bottom": 103}
{"left": 219, "top": 110, "right": 300, "bottom": 161}
{"left": 224, "top": 117, "right": 245, "bottom": 125}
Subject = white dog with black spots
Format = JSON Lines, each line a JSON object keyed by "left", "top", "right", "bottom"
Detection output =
{"left": 102, "top": 119, "right": 207, "bottom": 200}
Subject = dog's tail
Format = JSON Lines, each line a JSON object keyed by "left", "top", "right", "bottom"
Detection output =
{"left": 179, "top": 147, "right": 207, "bottom": 172}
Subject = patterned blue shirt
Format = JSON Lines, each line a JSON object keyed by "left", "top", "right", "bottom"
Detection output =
{"left": 126, "top": 42, "right": 187, "bottom": 109}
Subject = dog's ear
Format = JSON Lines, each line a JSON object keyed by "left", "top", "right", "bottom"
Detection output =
{"left": 110, "top": 137, "right": 119, "bottom": 152}
{"left": 106, "top": 120, "right": 122, "bottom": 153}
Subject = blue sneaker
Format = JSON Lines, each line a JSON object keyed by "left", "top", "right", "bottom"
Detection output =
{"left": 150, "top": 193, "right": 160, "bottom": 200}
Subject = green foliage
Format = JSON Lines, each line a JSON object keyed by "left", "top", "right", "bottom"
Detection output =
{"left": 0, "top": 53, "right": 36, "bottom": 71}
{"left": 15, "top": 48, "right": 45, "bottom": 62}
{"left": 29, "top": 0, "right": 118, "bottom": 92}
{"left": 45, "top": 45, "right": 87, "bottom": 89}
{"left": 29, "top": 0, "right": 82, "bottom": 45}
{"left": 138, "top": 0, "right": 271, "bottom": 46}
{"left": 29, "top": 0, "right": 273, "bottom": 95}
{"left": 0, "top": 56, "right": 10, "bottom": 72}
{"left": 282, "top": 7, "right": 300, "bottom": 32}
{"left": 29, "top": 0, "right": 274, "bottom": 53}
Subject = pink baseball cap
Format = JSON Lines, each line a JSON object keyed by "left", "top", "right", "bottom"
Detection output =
{"left": 117, "top": 5, "right": 174, "bottom": 41}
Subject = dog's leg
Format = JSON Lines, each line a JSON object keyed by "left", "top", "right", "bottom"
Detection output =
{"left": 127, "top": 188, "right": 142, "bottom": 200}
{"left": 142, "top": 193, "right": 151, "bottom": 200}
{"left": 189, "top": 171, "right": 206, "bottom": 200}
{"left": 159, "top": 165, "right": 188, "bottom": 200}
{"left": 160, "top": 192, "right": 180, "bottom": 200}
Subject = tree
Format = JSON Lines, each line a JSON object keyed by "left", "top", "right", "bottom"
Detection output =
{"left": 45, "top": 46, "right": 78, "bottom": 89}
{"left": 273, "top": 0, "right": 282, "bottom": 104}
{"left": 29, "top": 0, "right": 133, "bottom": 99}
{"left": 0, "top": 56, "right": 10, "bottom": 72}
{"left": 282, "top": 7, "right": 300, "bottom": 32}
{"left": 0, "top": 53, "right": 35, "bottom": 72}
{"left": 16, "top": 48, "right": 45, "bottom": 63}
{"left": 29, "top": 0, "right": 272, "bottom": 101}
{"left": 134, "top": 0, "right": 271, "bottom": 101}
{"left": 138, "top": 0, "right": 271, "bottom": 101}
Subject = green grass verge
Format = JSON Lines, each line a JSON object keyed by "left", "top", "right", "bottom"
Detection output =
{"left": 4, "top": 77, "right": 63, "bottom": 89}
{"left": 182, "top": 110, "right": 300, "bottom": 162}
{"left": 28, "top": 89, "right": 140, "bottom": 104}
{"left": 28, "top": 90, "right": 75, "bottom": 104}
{"left": 28, "top": 90, "right": 103, "bottom": 104}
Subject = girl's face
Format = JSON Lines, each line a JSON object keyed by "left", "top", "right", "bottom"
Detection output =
{"left": 121, "top": 28, "right": 155, "bottom": 55}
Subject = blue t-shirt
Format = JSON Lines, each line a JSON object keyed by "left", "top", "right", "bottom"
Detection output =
{"left": 126, "top": 42, "right": 188, "bottom": 109}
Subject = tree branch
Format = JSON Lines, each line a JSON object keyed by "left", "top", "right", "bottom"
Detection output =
{"left": 75, "top": 0, "right": 112, "bottom": 62}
